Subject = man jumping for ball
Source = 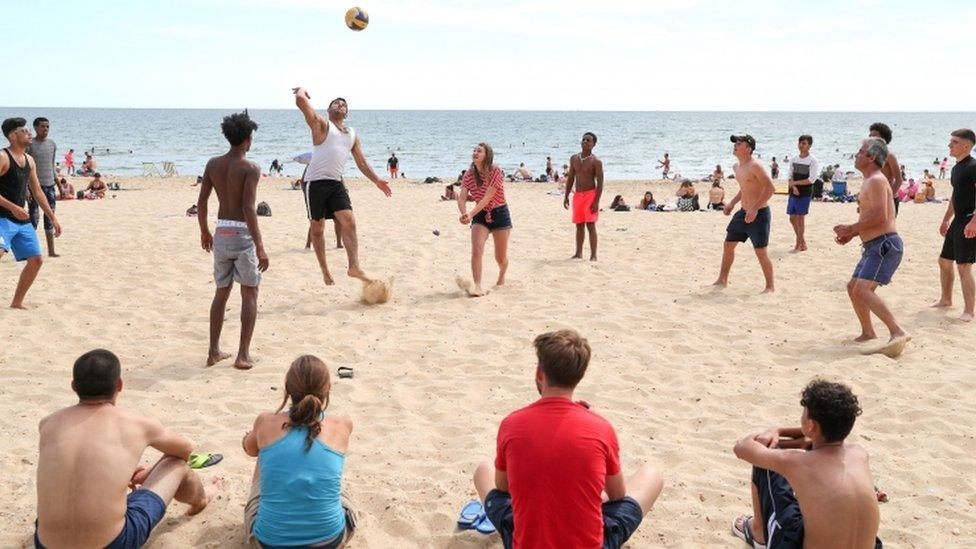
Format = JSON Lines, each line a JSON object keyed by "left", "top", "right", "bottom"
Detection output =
{"left": 293, "top": 87, "right": 391, "bottom": 285}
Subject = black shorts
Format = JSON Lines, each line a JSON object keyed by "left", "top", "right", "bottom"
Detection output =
{"left": 725, "top": 206, "right": 771, "bottom": 249}
{"left": 940, "top": 216, "right": 976, "bottom": 264}
{"left": 304, "top": 179, "right": 352, "bottom": 220}
{"left": 484, "top": 489, "right": 644, "bottom": 549}
{"left": 472, "top": 204, "right": 513, "bottom": 232}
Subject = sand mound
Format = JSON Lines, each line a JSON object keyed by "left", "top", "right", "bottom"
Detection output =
{"left": 362, "top": 278, "right": 393, "bottom": 305}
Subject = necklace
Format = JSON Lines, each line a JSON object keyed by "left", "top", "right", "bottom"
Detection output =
{"left": 578, "top": 152, "right": 592, "bottom": 161}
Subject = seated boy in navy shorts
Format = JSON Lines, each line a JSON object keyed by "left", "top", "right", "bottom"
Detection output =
{"left": 470, "top": 330, "right": 664, "bottom": 549}
{"left": 731, "top": 379, "right": 883, "bottom": 549}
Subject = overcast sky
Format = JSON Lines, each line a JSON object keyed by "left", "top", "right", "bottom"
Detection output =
{"left": 3, "top": 0, "right": 972, "bottom": 111}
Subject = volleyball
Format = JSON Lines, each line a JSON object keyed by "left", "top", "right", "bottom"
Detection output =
{"left": 362, "top": 278, "right": 392, "bottom": 305}
{"left": 345, "top": 7, "right": 369, "bottom": 31}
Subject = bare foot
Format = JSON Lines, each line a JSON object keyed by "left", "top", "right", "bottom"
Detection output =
{"left": 570, "top": 253, "right": 582, "bottom": 260}
{"left": 207, "top": 351, "right": 232, "bottom": 366}
{"left": 495, "top": 276, "right": 506, "bottom": 287}
{"left": 589, "top": 256, "right": 597, "bottom": 261}
{"left": 322, "top": 271, "right": 335, "bottom": 286}
{"left": 455, "top": 275, "right": 486, "bottom": 297}
{"left": 960, "top": 312, "right": 974, "bottom": 322}
{"left": 853, "top": 333, "right": 877, "bottom": 343}
{"left": 862, "top": 334, "right": 911, "bottom": 358}
{"left": 711, "top": 280, "right": 728, "bottom": 289}
{"left": 187, "top": 479, "right": 222, "bottom": 516}
{"left": 347, "top": 267, "right": 369, "bottom": 281}
{"left": 760, "top": 287, "right": 775, "bottom": 294}
{"left": 929, "top": 300, "right": 952, "bottom": 308}
{"left": 49, "top": 252, "right": 60, "bottom": 258}
{"left": 9, "top": 303, "right": 28, "bottom": 310}
{"left": 233, "top": 357, "right": 255, "bottom": 370}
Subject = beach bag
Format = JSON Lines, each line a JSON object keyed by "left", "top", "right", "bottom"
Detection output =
{"left": 257, "top": 201, "right": 272, "bottom": 216}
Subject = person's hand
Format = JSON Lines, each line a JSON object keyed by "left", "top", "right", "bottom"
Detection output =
{"left": 374, "top": 179, "right": 392, "bottom": 197}
{"left": 10, "top": 205, "right": 28, "bottom": 221}
{"left": 745, "top": 208, "right": 757, "bottom": 223}
{"left": 128, "top": 466, "right": 149, "bottom": 490}
{"left": 965, "top": 220, "right": 976, "bottom": 239}
{"left": 755, "top": 428, "right": 779, "bottom": 448}
{"left": 459, "top": 213, "right": 470, "bottom": 225}
{"left": 833, "top": 224, "right": 855, "bottom": 244}
{"left": 792, "top": 186, "right": 800, "bottom": 196}
{"left": 50, "top": 219, "right": 62, "bottom": 237}
{"left": 563, "top": 196, "right": 570, "bottom": 210}
{"left": 723, "top": 203, "right": 733, "bottom": 216}
{"left": 257, "top": 247, "right": 269, "bottom": 272}
{"left": 590, "top": 201, "right": 599, "bottom": 214}
{"left": 291, "top": 87, "right": 310, "bottom": 99}
{"left": 201, "top": 230, "right": 213, "bottom": 252}
{"left": 939, "top": 220, "right": 950, "bottom": 237}
{"left": 241, "top": 431, "right": 251, "bottom": 452}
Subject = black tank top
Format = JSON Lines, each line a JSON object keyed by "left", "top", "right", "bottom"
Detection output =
{"left": 0, "top": 149, "right": 30, "bottom": 223}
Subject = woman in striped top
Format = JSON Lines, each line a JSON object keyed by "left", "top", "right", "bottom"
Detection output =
{"left": 457, "top": 143, "right": 512, "bottom": 297}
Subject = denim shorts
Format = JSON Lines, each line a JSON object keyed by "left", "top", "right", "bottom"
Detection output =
{"left": 472, "top": 204, "right": 512, "bottom": 231}
{"left": 852, "top": 233, "right": 903, "bottom": 285}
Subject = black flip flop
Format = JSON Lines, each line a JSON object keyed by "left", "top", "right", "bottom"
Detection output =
{"left": 337, "top": 367, "right": 354, "bottom": 379}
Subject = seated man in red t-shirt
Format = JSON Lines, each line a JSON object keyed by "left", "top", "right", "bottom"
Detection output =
{"left": 471, "top": 330, "right": 664, "bottom": 548}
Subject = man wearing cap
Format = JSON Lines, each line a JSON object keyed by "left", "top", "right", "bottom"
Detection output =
{"left": 713, "top": 135, "right": 776, "bottom": 293}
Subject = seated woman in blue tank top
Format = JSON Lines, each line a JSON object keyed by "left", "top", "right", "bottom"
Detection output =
{"left": 242, "top": 355, "right": 356, "bottom": 549}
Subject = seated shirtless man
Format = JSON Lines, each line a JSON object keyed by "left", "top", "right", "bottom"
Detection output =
{"left": 35, "top": 349, "right": 217, "bottom": 549}
{"left": 731, "top": 379, "right": 882, "bottom": 549}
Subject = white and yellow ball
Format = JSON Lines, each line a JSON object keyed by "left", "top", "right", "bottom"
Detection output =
{"left": 345, "top": 7, "right": 369, "bottom": 31}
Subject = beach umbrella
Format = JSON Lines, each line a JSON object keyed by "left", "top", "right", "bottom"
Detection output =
{"left": 293, "top": 152, "right": 312, "bottom": 165}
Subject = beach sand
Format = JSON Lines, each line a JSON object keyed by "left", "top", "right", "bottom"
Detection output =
{"left": 1, "top": 175, "right": 973, "bottom": 548}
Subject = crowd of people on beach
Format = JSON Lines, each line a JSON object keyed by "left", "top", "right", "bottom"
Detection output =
{"left": 3, "top": 93, "right": 976, "bottom": 548}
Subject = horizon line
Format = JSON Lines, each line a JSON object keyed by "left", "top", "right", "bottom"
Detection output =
{"left": 2, "top": 106, "right": 975, "bottom": 114}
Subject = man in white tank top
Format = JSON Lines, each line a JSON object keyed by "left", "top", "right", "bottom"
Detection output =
{"left": 293, "top": 87, "right": 392, "bottom": 285}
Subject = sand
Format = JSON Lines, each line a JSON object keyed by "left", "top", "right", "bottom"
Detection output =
{"left": 1, "top": 175, "right": 974, "bottom": 548}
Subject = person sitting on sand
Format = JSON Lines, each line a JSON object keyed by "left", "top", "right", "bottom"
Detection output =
{"left": 243, "top": 355, "right": 357, "bottom": 548}
{"left": 709, "top": 181, "right": 726, "bottom": 210}
{"left": 609, "top": 195, "right": 628, "bottom": 211}
{"left": 83, "top": 172, "right": 107, "bottom": 199}
{"left": 513, "top": 162, "right": 533, "bottom": 181}
{"left": 638, "top": 191, "right": 656, "bottom": 211}
{"left": 441, "top": 183, "right": 457, "bottom": 201}
{"left": 731, "top": 379, "right": 883, "bottom": 549}
{"left": 34, "top": 349, "right": 217, "bottom": 549}
{"left": 834, "top": 138, "right": 910, "bottom": 357}
{"left": 924, "top": 177, "right": 936, "bottom": 201}
{"left": 80, "top": 151, "right": 96, "bottom": 176}
{"left": 831, "top": 164, "right": 848, "bottom": 196}
{"left": 897, "top": 178, "right": 918, "bottom": 202}
{"left": 471, "top": 330, "right": 664, "bottom": 549}
{"left": 57, "top": 177, "right": 74, "bottom": 200}
{"left": 675, "top": 180, "right": 697, "bottom": 211}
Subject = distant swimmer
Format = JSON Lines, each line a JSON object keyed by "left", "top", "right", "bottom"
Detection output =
{"left": 833, "top": 138, "right": 909, "bottom": 357}
{"left": 868, "top": 123, "right": 903, "bottom": 216}
{"left": 293, "top": 87, "right": 391, "bottom": 285}
{"left": 197, "top": 111, "right": 269, "bottom": 370}
{"left": 456, "top": 142, "right": 511, "bottom": 297}
{"left": 786, "top": 135, "right": 819, "bottom": 252}
{"left": 932, "top": 129, "right": 976, "bottom": 322}
{"left": 713, "top": 135, "right": 775, "bottom": 293}
{"left": 564, "top": 132, "right": 604, "bottom": 261}
{"left": 656, "top": 152, "right": 671, "bottom": 179}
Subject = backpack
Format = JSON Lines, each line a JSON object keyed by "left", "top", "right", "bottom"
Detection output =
{"left": 257, "top": 201, "right": 272, "bottom": 216}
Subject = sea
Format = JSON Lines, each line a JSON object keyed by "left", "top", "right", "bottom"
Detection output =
{"left": 0, "top": 108, "right": 972, "bottom": 180}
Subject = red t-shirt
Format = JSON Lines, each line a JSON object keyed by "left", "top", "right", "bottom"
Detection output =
{"left": 495, "top": 397, "right": 621, "bottom": 548}
{"left": 462, "top": 165, "right": 506, "bottom": 221}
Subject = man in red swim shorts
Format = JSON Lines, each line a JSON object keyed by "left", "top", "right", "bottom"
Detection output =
{"left": 564, "top": 132, "right": 604, "bottom": 261}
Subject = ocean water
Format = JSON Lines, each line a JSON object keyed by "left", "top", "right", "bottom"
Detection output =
{"left": 0, "top": 108, "right": 972, "bottom": 180}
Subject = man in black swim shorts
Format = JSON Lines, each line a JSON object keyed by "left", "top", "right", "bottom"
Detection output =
{"left": 932, "top": 128, "right": 976, "bottom": 322}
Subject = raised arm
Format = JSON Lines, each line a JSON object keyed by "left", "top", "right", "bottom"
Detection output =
{"left": 293, "top": 87, "right": 328, "bottom": 144}
{"left": 351, "top": 137, "right": 391, "bottom": 196}
{"left": 197, "top": 162, "right": 214, "bottom": 251}
{"left": 241, "top": 162, "right": 269, "bottom": 272}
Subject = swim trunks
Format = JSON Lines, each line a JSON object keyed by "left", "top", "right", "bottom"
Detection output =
{"left": 852, "top": 232, "right": 903, "bottom": 285}
{"left": 786, "top": 195, "right": 811, "bottom": 216}
{"left": 305, "top": 179, "right": 352, "bottom": 221}
{"left": 213, "top": 219, "right": 261, "bottom": 288}
{"left": 572, "top": 189, "right": 599, "bottom": 224}
{"left": 472, "top": 204, "right": 512, "bottom": 232}
{"left": 484, "top": 489, "right": 645, "bottom": 549}
{"left": 34, "top": 489, "right": 166, "bottom": 549}
{"left": 939, "top": 216, "right": 976, "bottom": 264}
{"left": 725, "top": 207, "right": 771, "bottom": 249}
{"left": 0, "top": 217, "right": 41, "bottom": 261}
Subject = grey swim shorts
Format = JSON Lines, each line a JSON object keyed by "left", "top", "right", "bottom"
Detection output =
{"left": 213, "top": 220, "right": 260, "bottom": 288}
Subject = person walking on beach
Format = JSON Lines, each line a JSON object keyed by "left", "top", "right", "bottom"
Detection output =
{"left": 546, "top": 155, "right": 553, "bottom": 178}
{"left": 564, "top": 132, "right": 604, "bottom": 261}
{"left": 0, "top": 117, "right": 62, "bottom": 309}
{"left": 387, "top": 152, "right": 399, "bottom": 179}
{"left": 939, "top": 157, "right": 949, "bottom": 179}
{"left": 294, "top": 87, "right": 391, "bottom": 285}
{"left": 931, "top": 129, "right": 976, "bottom": 322}
{"left": 456, "top": 142, "right": 511, "bottom": 297}
{"left": 770, "top": 157, "right": 780, "bottom": 180}
{"left": 713, "top": 135, "right": 776, "bottom": 293}
{"left": 197, "top": 111, "right": 269, "bottom": 370}
{"left": 34, "top": 349, "right": 217, "bottom": 549}
{"left": 868, "top": 123, "right": 903, "bottom": 215}
{"left": 786, "top": 135, "right": 819, "bottom": 252}
{"left": 833, "top": 138, "right": 910, "bottom": 357}
{"left": 63, "top": 148, "right": 75, "bottom": 175}
{"left": 657, "top": 152, "right": 671, "bottom": 179}
{"left": 26, "top": 117, "right": 60, "bottom": 257}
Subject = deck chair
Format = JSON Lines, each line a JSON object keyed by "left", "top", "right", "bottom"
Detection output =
{"left": 141, "top": 162, "right": 160, "bottom": 176}
{"left": 162, "top": 162, "right": 179, "bottom": 177}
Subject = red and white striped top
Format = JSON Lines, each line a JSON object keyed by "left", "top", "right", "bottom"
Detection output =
{"left": 462, "top": 165, "right": 506, "bottom": 221}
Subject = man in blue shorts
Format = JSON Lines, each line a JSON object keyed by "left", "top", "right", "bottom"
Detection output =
{"left": 833, "top": 138, "right": 910, "bottom": 358}
{"left": 0, "top": 117, "right": 61, "bottom": 309}
{"left": 714, "top": 135, "right": 777, "bottom": 293}
{"left": 786, "top": 135, "right": 819, "bottom": 252}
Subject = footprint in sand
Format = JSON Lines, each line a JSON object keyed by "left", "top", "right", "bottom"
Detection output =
{"left": 455, "top": 275, "right": 487, "bottom": 297}
{"left": 861, "top": 334, "right": 911, "bottom": 358}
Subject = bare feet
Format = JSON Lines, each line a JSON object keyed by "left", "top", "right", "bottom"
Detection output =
{"left": 711, "top": 280, "right": 728, "bottom": 289}
{"left": 496, "top": 275, "right": 506, "bottom": 287}
{"left": 862, "top": 334, "right": 911, "bottom": 358}
{"left": 206, "top": 351, "right": 231, "bottom": 366}
{"left": 48, "top": 252, "right": 60, "bottom": 258}
{"left": 456, "top": 276, "right": 486, "bottom": 297}
{"left": 233, "top": 356, "right": 255, "bottom": 370}
{"left": 960, "top": 312, "right": 974, "bottom": 322}
{"left": 347, "top": 267, "right": 369, "bottom": 281}
{"left": 9, "top": 302, "right": 28, "bottom": 310}
{"left": 322, "top": 271, "right": 335, "bottom": 285}
{"left": 929, "top": 300, "right": 952, "bottom": 308}
{"left": 570, "top": 253, "right": 582, "bottom": 260}
{"left": 760, "top": 287, "right": 775, "bottom": 294}
{"left": 853, "top": 333, "right": 877, "bottom": 343}
{"left": 187, "top": 479, "right": 222, "bottom": 516}
{"left": 589, "top": 255, "right": 597, "bottom": 261}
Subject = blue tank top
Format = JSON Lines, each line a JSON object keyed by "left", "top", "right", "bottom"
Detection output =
{"left": 253, "top": 423, "right": 346, "bottom": 546}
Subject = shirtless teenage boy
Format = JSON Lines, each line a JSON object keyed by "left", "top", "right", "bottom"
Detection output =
{"left": 197, "top": 111, "right": 269, "bottom": 370}
{"left": 713, "top": 135, "right": 776, "bottom": 293}
{"left": 35, "top": 349, "right": 216, "bottom": 549}
{"left": 834, "top": 138, "right": 910, "bottom": 358}
{"left": 731, "top": 379, "right": 882, "bottom": 549}
{"left": 868, "top": 123, "right": 903, "bottom": 216}
{"left": 564, "top": 132, "right": 604, "bottom": 261}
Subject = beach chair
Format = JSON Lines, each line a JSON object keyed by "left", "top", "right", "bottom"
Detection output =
{"left": 162, "top": 162, "right": 179, "bottom": 178}
{"left": 141, "top": 162, "right": 160, "bottom": 177}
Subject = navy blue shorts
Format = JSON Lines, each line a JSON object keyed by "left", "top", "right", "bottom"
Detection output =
{"left": 852, "top": 233, "right": 903, "bottom": 285}
{"left": 752, "top": 467, "right": 882, "bottom": 549}
{"left": 725, "top": 207, "right": 771, "bottom": 249}
{"left": 35, "top": 490, "right": 167, "bottom": 549}
{"left": 786, "top": 195, "right": 811, "bottom": 216}
{"left": 939, "top": 216, "right": 976, "bottom": 264}
{"left": 28, "top": 185, "right": 57, "bottom": 232}
{"left": 472, "top": 204, "right": 512, "bottom": 232}
{"left": 484, "top": 489, "right": 644, "bottom": 549}
{"left": 0, "top": 217, "right": 41, "bottom": 261}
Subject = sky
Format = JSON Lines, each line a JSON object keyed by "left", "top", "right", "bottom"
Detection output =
{"left": 2, "top": 0, "right": 973, "bottom": 111}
